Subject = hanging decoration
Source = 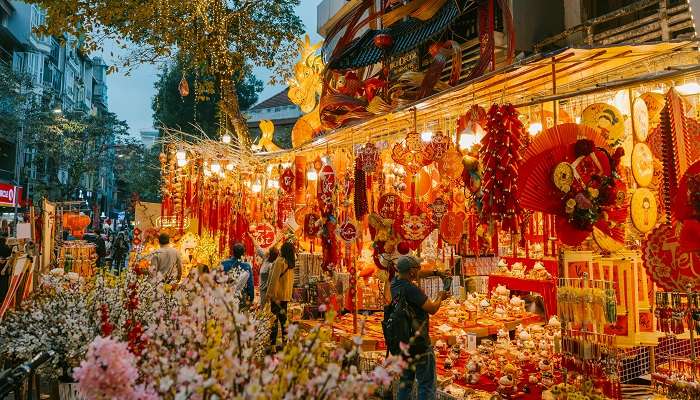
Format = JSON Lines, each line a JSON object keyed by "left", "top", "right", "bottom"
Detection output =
{"left": 659, "top": 88, "right": 692, "bottom": 219}
{"left": 631, "top": 143, "right": 654, "bottom": 187}
{"left": 479, "top": 104, "right": 524, "bottom": 233}
{"left": 440, "top": 211, "right": 465, "bottom": 245}
{"left": 357, "top": 142, "right": 380, "bottom": 173}
{"left": 318, "top": 164, "right": 336, "bottom": 208}
{"left": 391, "top": 131, "right": 436, "bottom": 177}
{"left": 461, "top": 154, "right": 482, "bottom": 193}
{"left": 428, "top": 197, "right": 449, "bottom": 226}
{"left": 437, "top": 148, "right": 464, "bottom": 188}
{"left": 279, "top": 168, "right": 295, "bottom": 193}
{"left": 252, "top": 120, "right": 282, "bottom": 152}
{"left": 178, "top": 74, "right": 190, "bottom": 97}
{"left": 458, "top": 105, "right": 487, "bottom": 139}
{"left": 354, "top": 160, "right": 369, "bottom": 219}
{"left": 378, "top": 193, "right": 402, "bottom": 220}
{"left": 427, "top": 130, "right": 452, "bottom": 161}
{"left": 250, "top": 223, "right": 276, "bottom": 249}
{"left": 643, "top": 223, "right": 700, "bottom": 291}
{"left": 630, "top": 188, "right": 658, "bottom": 234}
{"left": 580, "top": 103, "right": 625, "bottom": 146}
{"left": 396, "top": 204, "right": 434, "bottom": 250}
{"left": 633, "top": 97, "right": 650, "bottom": 142}
{"left": 338, "top": 221, "right": 358, "bottom": 243}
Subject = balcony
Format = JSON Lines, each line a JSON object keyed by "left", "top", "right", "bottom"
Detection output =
{"left": 535, "top": 0, "right": 697, "bottom": 52}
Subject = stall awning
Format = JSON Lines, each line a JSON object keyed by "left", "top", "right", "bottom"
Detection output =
{"left": 255, "top": 40, "right": 700, "bottom": 160}
{"left": 328, "top": 0, "right": 472, "bottom": 70}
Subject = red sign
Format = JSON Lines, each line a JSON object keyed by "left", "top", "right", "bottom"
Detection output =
{"left": 318, "top": 164, "right": 335, "bottom": 205}
{"left": 279, "top": 168, "right": 295, "bottom": 193}
{"left": 338, "top": 221, "right": 358, "bottom": 243}
{"left": 0, "top": 183, "right": 22, "bottom": 207}
{"left": 378, "top": 193, "right": 402, "bottom": 220}
{"left": 250, "top": 223, "right": 276, "bottom": 249}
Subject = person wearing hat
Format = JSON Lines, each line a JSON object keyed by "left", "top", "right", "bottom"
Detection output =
{"left": 391, "top": 254, "right": 449, "bottom": 400}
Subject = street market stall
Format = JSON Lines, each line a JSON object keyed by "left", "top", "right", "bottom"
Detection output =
{"left": 139, "top": 37, "right": 700, "bottom": 398}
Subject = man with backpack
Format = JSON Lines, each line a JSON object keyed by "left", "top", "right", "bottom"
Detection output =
{"left": 222, "top": 242, "right": 254, "bottom": 305}
{"left": 383, "top": 255, "right": 449, "bottom": 400}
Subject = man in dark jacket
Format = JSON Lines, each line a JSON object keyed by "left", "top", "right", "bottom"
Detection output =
{"left": 221, "top": 243, "right": 254, "bottom": 305}
{"left": 95, "top": 228, "right": 107, "bottom": 268}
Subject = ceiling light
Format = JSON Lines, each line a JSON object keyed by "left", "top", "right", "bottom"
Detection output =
{"left": 420, "top": 131, "right": 433, "bottom": 142}
{"left": 676, "top": 82, "right": 700, "bottom": 96}
{"left": 528, "top": 122, "right": 543, "bottom": 136}
{"left": 210, "top": 162, "right": 221, "bottom": 173}
{"left": 307, "top": 170, "right": 318, "bottom": 181}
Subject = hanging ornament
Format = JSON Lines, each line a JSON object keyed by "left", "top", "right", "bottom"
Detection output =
{"left": 250, "top": 223, "right": 276, "bottom": 249}
{"left": 428, "top": 197, "right": 449, "bottom": 226}
{"left": 279, "top": 168, "right": 295, "bottom": 193}
{"left": 378, "top": 193, "right": 402, "bottom": 220}
{"left": 580, "top": 103, "right": 625, "bottom": 146}
{"left": 178, "top": 75, "right": 190, "bottom": 97}
{"left": 396, "top": 203, "right": 434, "bottom": 250}
{"left": 338, "top": 221, "right": 358, "bottom": 243}
{"left": 479, "top": 104, "right": 524, "bottom": 233}
{"left": 392, "top": 131, "right": 436, "bottom": 176}
{"left": 357, "top": 142, "right": 380, "bottom": 173}
{"left": 318, "top": 164, "right": 336, "bottom": 206}
{"left": 437, "top": 148, "right": 464, "bottom": 187}
{"left": 659, "top": 88, "right": 692, "bottom": 219}
{"left": 457, "top": 105, "right": 487, "bottom": 141}
{"left": 304, "top": 213, "right": 322, "bottom": 237}
{"left": 440, "top": 211, "right": 465, "bottom": 245}
{"left": 354, "top": 161, "right": 369, "bottom": 218}
{"left": 427, "top": 130, "right": 452, "bottom": 161}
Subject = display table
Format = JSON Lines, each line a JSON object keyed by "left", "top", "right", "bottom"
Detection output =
{"left": 488, "top": 275, "right": 557, "bottom": 318}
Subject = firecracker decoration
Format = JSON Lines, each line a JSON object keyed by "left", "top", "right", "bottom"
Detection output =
{"left": 479, "top": 104, "right": 524, "bottom": 233}
{"left": 354, "top": 160, "right": 369, "bottom": 219}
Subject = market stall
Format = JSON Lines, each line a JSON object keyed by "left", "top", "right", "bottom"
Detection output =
{"left": 146, "top": 38, "right": 700, "bottom": 399}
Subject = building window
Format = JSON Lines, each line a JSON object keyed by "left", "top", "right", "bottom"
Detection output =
{"left": 30, "top": 6, "right": 47, "bottom": 40}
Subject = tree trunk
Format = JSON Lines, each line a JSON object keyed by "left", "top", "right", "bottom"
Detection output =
{"left": 218, "top": 77, "right": 252, "bottom": 158}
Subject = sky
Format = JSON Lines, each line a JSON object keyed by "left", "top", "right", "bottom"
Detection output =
{"left": 103, "top": 0, "right": 323, "bottom": 137}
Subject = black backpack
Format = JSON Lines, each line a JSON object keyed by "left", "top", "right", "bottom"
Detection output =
{"left": 382, "top": 288, "right": 428, "bottom": 357}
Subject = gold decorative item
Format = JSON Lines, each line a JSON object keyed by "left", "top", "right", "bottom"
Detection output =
{"left": 633, "top": 97, "right": 649, "bottom": 142}
{"left": 640, "top": 92, "right": 665, "bottom": 128}
{"left": 288, "top": 35, "right": 324, "bottom": 148}
{"left": 552, "top": 162, "right": 574, "bottom": 193}
{"left": 252, "top": 120, "right": 282, "bottom": 153}
{"left": 631, "top": 143, "right": 654, "bottom": 187}
{"left": 592, "top": 227, "right": 624, "bottom": 253}
{"left": 581, "top": 103, "right": 625, "bottom": 146}
{"left": 630, "top": 188, "right": 658, "bottom": 233}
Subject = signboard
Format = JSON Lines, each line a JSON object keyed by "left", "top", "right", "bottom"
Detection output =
{"left": 0, "top": 183, "right": 22, "bottom": 207}
{"left": 389, "top": 49, "right": 419, "bottom": 80}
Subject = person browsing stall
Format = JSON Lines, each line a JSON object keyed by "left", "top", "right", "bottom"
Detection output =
{"left": 222, "top": 243, "right": 254, "bottom": 305}
{"left": 391, "top": 255, "right": 449, "bottom": 400}
{"left": 150, "top": 233, "right": 182, "bottom": 283}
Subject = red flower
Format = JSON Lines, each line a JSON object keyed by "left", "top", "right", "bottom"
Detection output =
{"left": 574, "top": 139, "right": 595, "bottom": 157}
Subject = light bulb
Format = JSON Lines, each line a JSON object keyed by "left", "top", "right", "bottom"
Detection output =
{"left": 528, "top": 122, "right": 543, "bottom": 136}
{"left": 210, "top": 162, "right": 221, "bottom": 173}
{"left": 458, "top": 133, "right": 478, "bottom": 150}
{"left": 251, "top": 183, "right": 262, "bottom": 193}
{"left": 267, "top": 180, "right": 279, "bottom": 189}
{"left": 267, "top": 164, "right": 275, "bottom": 173}
{"left": 676, "top": 82, "right": 700, "bottom": 95}
{"left": 281, "top": 162, "right": 292, "bottom": 169}
{"left": 420, "top": 131, "right": 433, "bottom": 142}
{"left": 175, "top": 148, "right": 186, "bottom": 160}
{"left": 204, "top": 169, "right": 212, "bottom": 177}
{"left": 177, "top": 158, "right": 187, "bottom": 167}
{"left": 575, "top": 116, "right": 581, "bottom": 124}
{"left": 221, "top": 133, "right": 232, "bottom": 144}
{"left": 307, "top": 170, "right": 318, "bottom": 181}
{"left": 226, "top": 162, "right": 234, "bottom": 171}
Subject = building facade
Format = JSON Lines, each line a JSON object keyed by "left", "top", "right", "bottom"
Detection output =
{"left": 245, "top": 87, "right": 301, "bottom": 150}
{"left": 1, "top": 1, "right": 116, "bottom": 214}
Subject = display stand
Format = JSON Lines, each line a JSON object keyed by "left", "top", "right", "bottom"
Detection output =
{"left": 488, "top": 275, "right": 557, "bottom": 317}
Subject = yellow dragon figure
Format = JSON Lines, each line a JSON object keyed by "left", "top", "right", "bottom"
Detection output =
{"left": 287, "top": 34, "right": 324, "bottom": 148}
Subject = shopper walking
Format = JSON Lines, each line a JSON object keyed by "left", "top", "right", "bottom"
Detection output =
{"left": 256, "top": 246, "right": 279, "bottom": 306}
{"left": 150, "top": 233, "right": 182, "bottom": 283}
{"left": 95, "top": 228, "right": 107, "bottom": 268}
{"left": 267, "top": 241, "right": 295, "bottom": 350}
{"left": 112, "top": 231, "right": 130, "bottom": 272}
{"left": 222, "top": 243, "right": 254, "bottom": 305}
{"left": 390, "top": 255, "right": 449, "bottom": 400}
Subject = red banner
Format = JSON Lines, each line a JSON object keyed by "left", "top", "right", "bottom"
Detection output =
{"left": 0, "top": 183, "right": 23, "bottom": 207}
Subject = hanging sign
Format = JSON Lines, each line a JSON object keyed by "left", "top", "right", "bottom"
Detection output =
{"left": 279, "top": 168, "right": 295, "bottom": 193}
{"left": 250, "top": 223, "right": 276, "bottom": 249}
{"left": 0, "top": 183, "right": 22, "bottom": 207}
{"left": 338, "top": 221, "right": 358, "bottom": 243}
{"left": 318, "top": 164, "right": 336, "bottom": 205}
{"left": 304, "top": 213, "right": 321, "bottom": 237}
{"left": 378, "top": 193, "right": 402, "bottom": 220}
{"left": 428, "top": 197, "right": 449, "bottom": 226}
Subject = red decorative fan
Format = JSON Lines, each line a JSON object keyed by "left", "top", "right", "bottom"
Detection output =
{"left": 524, "top": 123, "right": 607, "bottom": 160}
{"left": 519, "top": 145, "right": 571, "bottom": 214}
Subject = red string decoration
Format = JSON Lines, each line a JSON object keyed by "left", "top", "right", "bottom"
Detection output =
{"left": 479, "top": 104, "right": 524, "bottom": 233}
{"left": 354, "top": 160, "right": 368, "bottom": 219}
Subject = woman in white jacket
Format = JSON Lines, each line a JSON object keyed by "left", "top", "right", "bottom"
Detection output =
{"left": 256, "top": 246, "right": 279, "bottom": 306}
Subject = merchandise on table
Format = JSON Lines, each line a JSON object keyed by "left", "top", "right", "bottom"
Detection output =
{"left": 58, "top": 240, "right": 97, "bottom": 277}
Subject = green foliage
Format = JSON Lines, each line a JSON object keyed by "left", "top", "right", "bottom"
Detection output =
{"left": 27, "top": 111, "right": 130, "bottom": 202}
{"left": 114, "top": 143, "right": 162, "bottom": 203}
{"left": 152, "top": 61, "right": 262, "bottom": 137}
{"left": 29, "top": 0, "right": 305, "bottom": 138}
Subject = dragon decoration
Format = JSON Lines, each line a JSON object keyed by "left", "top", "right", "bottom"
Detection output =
{"left": 282, "top": 0, "right": 515, "bottom": 147}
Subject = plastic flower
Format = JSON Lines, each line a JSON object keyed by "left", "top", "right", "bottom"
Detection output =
{"left": 588, "top": 187, "right": 599, "bottom": 198}
{"left": 73, "top": 336, "right": 140, "bottom": 400}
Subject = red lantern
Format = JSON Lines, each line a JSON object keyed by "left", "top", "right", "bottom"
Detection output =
{"left": 338, "top": 221, "right": 358, "bottom": 243}
{"left": 374, "top": 33, "right": 393, "bottom": 49}
{"left": 250, "top": 223, "right": 276, "bottom": 249}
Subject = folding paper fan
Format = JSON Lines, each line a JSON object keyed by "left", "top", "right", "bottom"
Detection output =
{"left": 659, "top": 88, "right": 693, "bottom": 216}
{"left": 518, "top": 145, "right": 570, "bottom": 214}
{"left": 524, "top": 123, "right": 608, "bottom": 160}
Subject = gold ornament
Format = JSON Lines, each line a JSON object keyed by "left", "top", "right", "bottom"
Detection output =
{"left": 631, "top": 143, "right": 654, "bottom": 187}
{"left": 630, "top": 188, "right": 658, "bottom": 233}
{"left": 288, "top": 34, "right": 324, "bottom": 148}
{"left": 552, "top": 162, "right": 574, "bottom": 193}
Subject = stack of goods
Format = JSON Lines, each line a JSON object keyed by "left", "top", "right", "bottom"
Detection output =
{"left": 435, "top": 317, "right": 564, "bottom": 398}
{"left": 290, "top": 277, "right": 340, "bottom": 320}
{"left": 356, "top": 277, "right": 382, "bottom": 311}
{"left": 58, "top": 241, "right": 96, "bottom": 277}
{"left": 492, "top": 259, "right": 552, "bottom": 280}
{"left": 295, "top": 252, "right": 323, "bottom": 286}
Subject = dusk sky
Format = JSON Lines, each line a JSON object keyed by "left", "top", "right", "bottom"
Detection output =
{"left": 103, "top": 0, "right": 323, "bottom": 137}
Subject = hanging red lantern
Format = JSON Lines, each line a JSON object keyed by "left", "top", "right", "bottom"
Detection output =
{"left": 178, "top": 75, "right": 190, "bottom": 97}
{"left": 373, "top": 33, "right": 393, "bottom": 49}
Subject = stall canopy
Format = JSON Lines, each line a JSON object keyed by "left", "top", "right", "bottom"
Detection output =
{"left": 258, "top": 40, "right": 699, "bottom": 159}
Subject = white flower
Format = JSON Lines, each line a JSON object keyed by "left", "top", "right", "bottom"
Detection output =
{"left": 159, "top": 376, "right": 173, "bottom": 392}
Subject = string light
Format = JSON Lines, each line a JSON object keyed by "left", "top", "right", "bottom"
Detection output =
{"left": 210, "top": 162, "right": 221, "bottom": 173}
{"left": 458, "top": 133, "right": 478, "bottom": 150}
{"left": 226, "top": 162, "right": 234, "bottom": 171}
{"left": 251, "top": 183, "right": 262, "bottom": 193}
{"left": 676, "top": 82, "right": 700, "bottom": 95}
{"left": 176, "top": 148, "right": 187, "bottom": 160}
{"left": 307, "top": 170, "right": 318, "bottom": 181}
{"left": 221, "top": 133, "right": 232, "bottom": 144}
{"left": 420, "top": 131, "right": 433, "bottom": 142}
{"left": 177, "top": 158, "right": 188, "bottom": 167}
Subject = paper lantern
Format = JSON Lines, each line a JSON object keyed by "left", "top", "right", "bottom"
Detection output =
{"left": 440, "top": 211, "right": 465, "bottom": 245}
